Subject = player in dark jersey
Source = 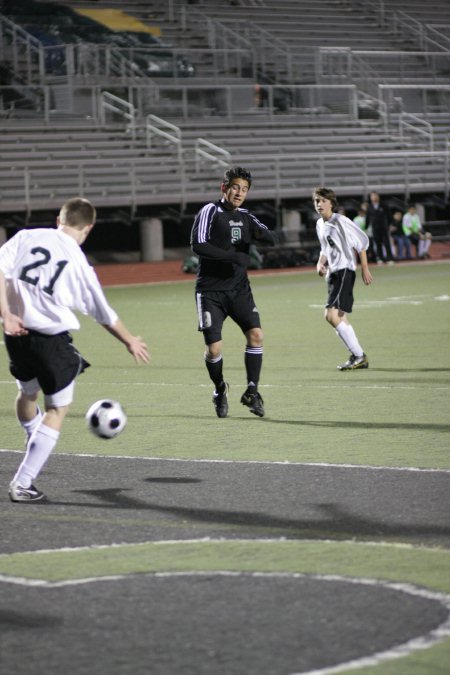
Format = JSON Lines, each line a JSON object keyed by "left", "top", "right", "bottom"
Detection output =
{"left": 191, "top": 167, "right": 277, "bottom": 418}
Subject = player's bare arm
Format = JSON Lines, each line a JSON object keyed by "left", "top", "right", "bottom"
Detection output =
{"left": 358, "top": 250, "right": 373, "bottom": 285}
{"left": 103, "top": 319, "right": 150, "bottom": 364}
{"left": 316, "top": 254, "right": 328, "bottom": 277}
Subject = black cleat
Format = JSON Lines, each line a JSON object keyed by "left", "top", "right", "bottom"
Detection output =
{"left": 9, "top": 481, "right": 45, "bottom": 502}
{"left": 240, "top": 390, "right": 265, "bottom": 417}
{"left": 212, "top": 382, "right": 229, "bottom": 418}
{"left": 338, "top": 353, "right": 369, "bottom": 371}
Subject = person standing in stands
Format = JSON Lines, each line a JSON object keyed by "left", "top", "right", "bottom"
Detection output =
{"left": 190, "top": 166, "right": 278, "bottom": 419}
{"left": 0, "top": 197, "right": 150, "bottom": 502}
{"left": 314, "top": 186, "right": 373, "bottom": 371}
{"left": 366, "top": 191, "right": 394, "bottom": 264}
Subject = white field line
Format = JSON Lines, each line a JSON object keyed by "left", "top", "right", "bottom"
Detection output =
{"left": 0, "top": 568, "right": 449, "bottom": 675}
{"left": 1, "top": 380, "right": 449, "bottom": 392}
{"left": 287, "top": 574, "right": 450, "bottom": 675}
{"left": 310, "top": 293, "right": 450, "bottom": 310}
{"left": 0, "top": 447, "right": 448, "bottom": 473}
{"left": 0, "top": 536, "right": 441, "bottom": 558}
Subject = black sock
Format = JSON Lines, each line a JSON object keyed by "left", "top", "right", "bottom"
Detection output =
{"left": 244, "top": 345, "right": 263, "bottom": 390}
{"left": 205, "top": 355, "right": 224, "bottom": 389}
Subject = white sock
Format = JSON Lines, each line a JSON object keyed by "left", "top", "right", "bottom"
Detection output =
{"left": 13, "top": 423, "right": 60, "bottom": 488}
{"left": 335, "top": 322, "right": 364, "bottom": 357}
{"left": 20, "top": 406, "right": 43, "bottom": 441}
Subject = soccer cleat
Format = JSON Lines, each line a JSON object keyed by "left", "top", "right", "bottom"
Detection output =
{"left": 337, "top": 353, "right": 369, "bottom": 371}
{"left": 240, "top": 390, "right": 265, "bottom": 417}
{"left": 9, "top": 481, "right": 45, "bottom": 503}
{"left": 212, "top": 382, "right": 229, "bottom": 418}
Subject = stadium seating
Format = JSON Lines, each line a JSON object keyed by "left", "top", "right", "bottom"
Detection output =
{"left": 0, "top": 0, "right": 448, "bottom": 246}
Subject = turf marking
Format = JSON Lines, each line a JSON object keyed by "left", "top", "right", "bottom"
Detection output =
{"left": 309, "top": 292, "right": 450, "bottom": 310}
{"left": 0, "top": 447, "right": 448, "bottom": 473}
{"left": 0, "top": 535, "right": 436, "bottom": 557}
{"left": 0, "top": 569, "right": 449, "bottom": 674}
{"left": 1, "top": 379, "right": 449, "bottom": 393}
{"left": 292, "top": 578, "right": 450, "bottom": 675}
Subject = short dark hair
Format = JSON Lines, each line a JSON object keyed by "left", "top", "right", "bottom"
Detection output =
{"left": 223, "top": 166, "right": 252, "bottom": 188}
{"left": 312, "top": 186, "right": 338, "bottom": 210}
{"left": 60, "top": 197, "right": 96, "bottom": 228}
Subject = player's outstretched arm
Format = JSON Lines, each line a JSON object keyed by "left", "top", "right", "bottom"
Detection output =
{"left": 102, "top": 319, "right": 150, "bottom": 364}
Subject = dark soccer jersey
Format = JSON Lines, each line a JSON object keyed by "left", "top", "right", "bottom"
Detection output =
{"left": 191, "top": 199, "right": 272, "bottom": 291}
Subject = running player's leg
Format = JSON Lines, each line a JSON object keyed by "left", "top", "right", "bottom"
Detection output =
{"left": 325, "top": 308, "right": 368, "bottom": 370}
{"left": 324, "top": 269, "right": 368, "bottom": 369}
{"left": 196, "top": 292, "right": 229, "bottom": 417}
{"left": 204, "top": 340, "right": 225, "bottom": 390}
{"left": 205, "top": 340, "right": 229, "bottom": 418}
{"left": 244, "top": 326, "right": 264, "bottom": 393}
{"left": 15, "top": 381, "right": 43, "bottom": 443}
{"left": 8, "top": 331, "right": 87, "bottom": 501}
{"left": 240, "top": 326, "right": 265, "bottom": 417}
{"left": 230, "top": 287, "right": 265, "bottom": 417}
{"left": 10, "top": 384, "right": 72, "bottom": 500}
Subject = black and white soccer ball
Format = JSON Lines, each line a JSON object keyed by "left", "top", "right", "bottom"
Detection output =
{"left": 86, "top": 399, "right": 127, "bottom": 439}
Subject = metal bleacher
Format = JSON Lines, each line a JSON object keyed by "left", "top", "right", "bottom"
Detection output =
{"left": 0, "top": 0, "right": 449, "bottom": 223}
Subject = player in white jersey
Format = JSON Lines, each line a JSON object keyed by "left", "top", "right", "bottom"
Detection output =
{"left": 0, "top": 198, "right": 150, "bottom": 502}
{"left": 313, "top": 187, "right": 373, "bottom": 370}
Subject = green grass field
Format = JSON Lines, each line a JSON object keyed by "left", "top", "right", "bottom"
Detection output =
{"left": 1, "top": 261, "right": 449, "bottom": 674}
{"left": 3, "top": 261, "right": 447, "bottom": 467}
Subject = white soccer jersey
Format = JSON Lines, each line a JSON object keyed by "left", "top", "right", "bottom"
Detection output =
{"left": 316, "top": 213, "right": 370, "bottom": 274}
{"left": 0, "top": 227, "right": 118, "bottom": 334}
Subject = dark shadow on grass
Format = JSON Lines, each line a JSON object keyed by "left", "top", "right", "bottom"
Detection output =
{"left": 260, "top": 419, "right": 450, "bottom": 432}
{"left": 51, "top": 488, "right": 450, "bottom": 544}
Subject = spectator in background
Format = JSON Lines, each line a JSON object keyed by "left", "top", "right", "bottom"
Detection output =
{"left": 353, "top": 206, "right": 367, "bottom": 232}
{"left": 254, "top": 84, "right": 268, "bottom": 109}
{"left": 390, "top": 209, "right": 411, "bottom": 260}
{"left": 354, "top": 201, "right": 375, "bottom": 260}
{"left": 366, "top": 191, "right": 395, "bottom": 264}
{"left": 402, "top": 204, "right": 432, "bottom": 259}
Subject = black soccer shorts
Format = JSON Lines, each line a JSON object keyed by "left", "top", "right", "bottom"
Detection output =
{"left": 326, "top": 268, "right": 356, "bottom": 313}
{"left": 195, "top": 285, "right": 261, "bottom": 345}
{"left": 5, "top": 330, "right": 90, "bottom": 395}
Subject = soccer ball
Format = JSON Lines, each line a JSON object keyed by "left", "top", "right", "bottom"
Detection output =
{"left": 86, "top": 399, "right": 127, "bottom": 439}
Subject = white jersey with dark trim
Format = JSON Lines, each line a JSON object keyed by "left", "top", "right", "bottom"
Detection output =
{"left": 316, "top": 213, "right": 369, "bottom": 274}
{"left": 0, "top": 227, "right": 118, "bottom": 334}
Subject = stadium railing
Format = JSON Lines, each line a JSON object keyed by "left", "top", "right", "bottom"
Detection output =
{"left": 1, "top": 148, "right": 448, "bottom": 216}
